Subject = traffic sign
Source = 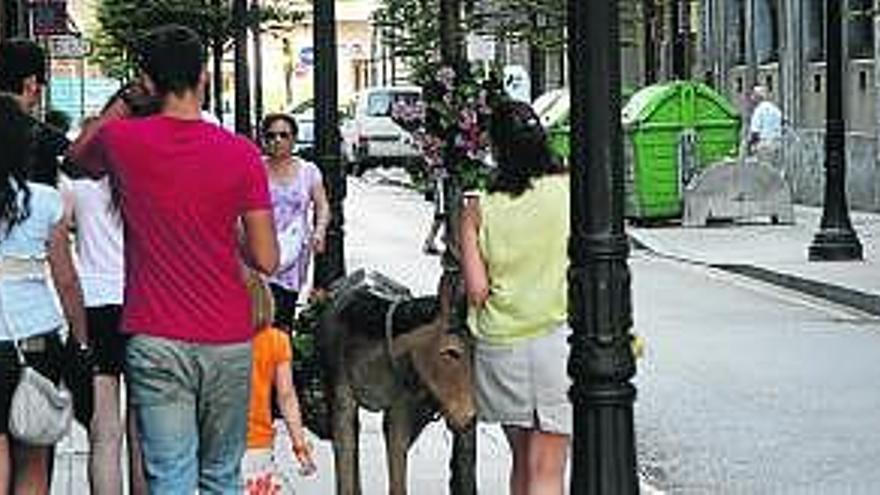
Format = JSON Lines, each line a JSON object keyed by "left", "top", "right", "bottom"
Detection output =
{"left": 30, "top": 0, "right": 68, "bottom": 36}
{"left": 49, "top": 35, "right": 90, "bottom": 58}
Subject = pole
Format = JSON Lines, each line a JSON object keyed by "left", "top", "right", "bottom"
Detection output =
{"left": 643, "top": 0, "right": 657, "bottom": 84}
{"left": 313, "top": 0, "right": 345, "bottom": 288}
{"left": 568, "top": 0, "right": 638, "bottom": 493}
{"left": 529, "top": 12, "right": 546, "bottom": 100}
{"left": 233, "top": 0, "right": 252, "bottom": 137}
{"left": 438, "top": 0, "right": 476, "bottom": 494}
{"left": 212, "top": 0, "right": 224, "bottom": 123}
{"left": 79, "top": 54, "right": 85, "bottom": 122}
{"left": 808, "top": 0, "right": 863, "bottom": 261}
{"left": 252, "top": 0, "right": 263, "bottom": 130}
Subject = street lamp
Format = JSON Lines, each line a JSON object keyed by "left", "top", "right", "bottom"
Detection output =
{"left": 808, "top": 0, "right": 863, "bottom": 261}
{"left": 313, "top": 0, "right": 346, "bottom": 288}
{"left": 567, "top": 1, "right": 639, "bottom": 494}
{"left": 233, "top": 0, "right": 252, "bottom": 137}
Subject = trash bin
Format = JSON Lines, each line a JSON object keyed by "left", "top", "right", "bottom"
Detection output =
{"left": 621, "top": 81, "right": 740, "bottom": 220}
{"left": 533, "top": 87, "right": 637, "bottom": 164}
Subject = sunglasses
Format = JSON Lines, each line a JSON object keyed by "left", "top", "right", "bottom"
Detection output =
{"left": 265, "top": 131, "right": 293, "bottom": 141}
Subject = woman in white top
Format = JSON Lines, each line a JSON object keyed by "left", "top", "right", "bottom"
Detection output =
{"left": 0, "top": 94, "right": 87, "bottom": 494}
{"left": 62, "top": 167, "right": 146, "bottom": 494}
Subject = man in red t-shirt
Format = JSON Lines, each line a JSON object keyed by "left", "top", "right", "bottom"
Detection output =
{"left": 68, "top": 25, "right": 278, "bottom": 493}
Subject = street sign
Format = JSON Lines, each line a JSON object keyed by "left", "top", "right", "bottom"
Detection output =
{"left": 466, "top": 34, "right": 495, "bottom": 62}
{"left": 49, "top": 35, "right": 90, "bottom": 58}
{"left": 30, "top": 0, "right": 68, "bottom": 36}
{"left": 503, "top": 65, "right": 531, "bottom": 103}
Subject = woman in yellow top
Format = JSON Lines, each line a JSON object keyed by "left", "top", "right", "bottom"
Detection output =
{"left": 242, "top": 274, "right": 316, "bottom": 494}
{"left": 461, "top": 100, "right": 571, "bottom": 495}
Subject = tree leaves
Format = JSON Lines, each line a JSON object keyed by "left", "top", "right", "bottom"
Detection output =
{"left": 90, "top": 0, "right": 304, "bottom": 80}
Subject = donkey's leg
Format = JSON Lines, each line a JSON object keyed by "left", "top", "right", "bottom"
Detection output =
{"left": 383, "top": 398, "right": 415, "bottom": 495}
{"left": 333, "top": 380, "right": 361, "bottom": 495}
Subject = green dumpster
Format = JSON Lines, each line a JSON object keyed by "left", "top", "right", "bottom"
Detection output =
{"left": 534, "top": 87, "right": 637, "bottom": 163}
{"left": 621, "top": 81, "right": 740, "bottom": 220}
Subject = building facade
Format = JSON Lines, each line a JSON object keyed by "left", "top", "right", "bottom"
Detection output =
{"left": 699, "top": 0, "right": 880, "bottom": 211}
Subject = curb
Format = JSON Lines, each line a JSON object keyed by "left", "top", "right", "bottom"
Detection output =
{"left": 712, "top": 264, "right": 880, "bottom": 316}
{"left": 629, "top": 233, "right": 880, "bottom": 318}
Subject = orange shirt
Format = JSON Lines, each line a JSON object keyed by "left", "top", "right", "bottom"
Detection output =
{"left": 246, "top": 326, "right": 293, "bottom": 449}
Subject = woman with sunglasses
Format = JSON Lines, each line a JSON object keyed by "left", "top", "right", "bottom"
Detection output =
{"left": 261, "top": 114, "right": 330, "bottom": 329}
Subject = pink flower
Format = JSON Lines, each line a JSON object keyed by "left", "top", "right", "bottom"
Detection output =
{"left": 437, "top": 66, "right": 456, "bottom": 90}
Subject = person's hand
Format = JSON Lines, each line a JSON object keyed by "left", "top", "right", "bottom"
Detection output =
{"left": 292, "top": 438, "right": 317, "bottom": 476}
{"left": 311, "top": 231, "right": 326, "bottom": 254}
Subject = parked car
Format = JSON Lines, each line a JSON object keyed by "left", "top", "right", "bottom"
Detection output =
{"left": 340, "top": 86, "right": 423, "bottom": 175}
{"left": 287, "top": 100, "right": 356, "bottom": 163}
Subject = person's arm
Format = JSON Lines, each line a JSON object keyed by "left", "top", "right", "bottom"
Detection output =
{"left": 47, "top": 219, "right": 88, "bottom": 346}
{"left": 239, "top": 147, "right": 279, "bottom": 274}
{"left": 66, "top": 96, "right": 130, "bottom": 178}
{"left": 274, "top": 356, "right": 316, "bottom": 474}
{"left": 241, "top": 210, "right": 279, "bottom": 275}
{"left": 460, "top": 197, "right": 489, "bottom": 307}
{"left": 310, "top": 179, "right": 330, "bottom": 254}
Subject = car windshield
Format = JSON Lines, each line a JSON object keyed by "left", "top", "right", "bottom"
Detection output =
{"left": 366, "top": 91, "right": 420, "bottom": 117}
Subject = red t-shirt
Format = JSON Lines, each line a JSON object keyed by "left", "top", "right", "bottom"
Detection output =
{"left": 76, "top": 115, "right": 271, "bottom": 343}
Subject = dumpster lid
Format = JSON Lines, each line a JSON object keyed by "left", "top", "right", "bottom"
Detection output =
{"left": 621, "top": 81, "right": 739, "bottom": 127}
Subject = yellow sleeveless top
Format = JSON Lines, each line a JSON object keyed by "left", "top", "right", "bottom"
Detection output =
{"left": 468, "top": 174, "right": 569, "bottom": 346}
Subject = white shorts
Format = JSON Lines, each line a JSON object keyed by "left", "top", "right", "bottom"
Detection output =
{"left": 474, "top": 323, "right": 572, "bottom": 436}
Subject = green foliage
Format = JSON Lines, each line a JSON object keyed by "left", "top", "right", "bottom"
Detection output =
{"left": 90, "top": 0, "right": 304, "bottom": 80}
{"left": 372, "top": 0, "right": 567, "bottom": 75}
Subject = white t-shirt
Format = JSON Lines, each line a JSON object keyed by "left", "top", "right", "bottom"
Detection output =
{"left": 61, "top": 177, "right": 124, "bottom": 307}
{"left": 749, "top": 100, "right": 782, "bottom": 142}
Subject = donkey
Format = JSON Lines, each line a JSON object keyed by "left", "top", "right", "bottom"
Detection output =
{"left": 316, "top": 270, "right": 475, "bottom": 495}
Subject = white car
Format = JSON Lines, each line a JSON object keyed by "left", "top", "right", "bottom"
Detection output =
{"left": 341, "top": 86, "right": 423, "bottom": 174}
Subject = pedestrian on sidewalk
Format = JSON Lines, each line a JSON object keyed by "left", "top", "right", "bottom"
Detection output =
{"left": 747, "top": 85, "right": 782, "bottom": 164}
{"left": 241, "top": 272, "right": 316, "bottom": 494}
{"left": 60, "top": 111, "right": 147, "bottom": 495}
{"left": 461, "top": 99, "right": 571, "bottom": 495}
{"left": 262, "top": 114, "right": 330, "bottom": 330}
{"left": 0, "top": 38, "right": 71, "bottom": 187}
{"left": 67, "top": 24, "right": 279, "bottom": 493}
{"left": 0, "top": 94, "right": 89, "bottom": 495}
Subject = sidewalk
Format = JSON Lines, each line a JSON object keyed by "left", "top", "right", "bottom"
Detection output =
{"left": 629, "top": 206, "right": 880, "bottom": 315}
{"left": 52, "top": 171, "right": 663, "bottom": 494}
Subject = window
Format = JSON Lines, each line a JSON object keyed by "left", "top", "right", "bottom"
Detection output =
{"left": 366, "top": 91, "right": 420, "bottom": 117}
{"left": 727, "top": 0, "right": 747, "bottom": 64}
{"left": 805, "top": 0, "right": 825, "bottom": 62}
{"left": 755, "top": 0, "right": 780, "bottom": 63}
{"left": 849, "top": 0, "right": 874, "bottom": 59}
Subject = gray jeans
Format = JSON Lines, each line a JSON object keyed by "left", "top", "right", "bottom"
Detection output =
{"left": 125, "top": 334, "right": 252, "bottom": 494}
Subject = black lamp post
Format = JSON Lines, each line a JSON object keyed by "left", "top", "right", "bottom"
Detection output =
{"left": 313, "top": 0, "right": 346, "bottom": 288}
{"left": 233, "top": 0, "right": 252, "bottom": 137}
{"left": 567, "top": 1, "right": 639, "bottom": 494}
{"left": 212, "top": 0, "right": 224, "bottom": 123}
{"left": 808, "top": 0, "right": 863, "bottom": 261}
{"left": 438, "top": 0, "right": 476, "bottom": 494}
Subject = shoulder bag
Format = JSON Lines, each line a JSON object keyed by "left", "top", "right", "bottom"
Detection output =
{"left": 1, "top": 257, "right": 72, "bottom": 445}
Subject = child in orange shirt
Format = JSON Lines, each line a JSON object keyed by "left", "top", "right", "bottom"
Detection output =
{"left": 243, "top": 272, "right": 316, "bottom": 494}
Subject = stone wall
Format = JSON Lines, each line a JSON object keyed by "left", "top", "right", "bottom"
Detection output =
{"left": 781, "top": 129, "right": 880, "bottom": 211}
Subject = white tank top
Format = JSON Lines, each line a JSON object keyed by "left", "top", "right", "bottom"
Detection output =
{"left": 63, "top": 177, "right": 124, "bottom": 307}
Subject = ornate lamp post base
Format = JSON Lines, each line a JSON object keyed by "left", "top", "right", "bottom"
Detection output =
{"left": 809, "top": 228, "right": 863, "bottom": 261}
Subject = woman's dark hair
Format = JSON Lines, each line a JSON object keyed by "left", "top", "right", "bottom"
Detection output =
{"left": 487, "top": 99, "right": 562, "bottom": 197}
{"left": 0, "top": 94, "right": 33, "bottom": 235}
{"left": 261, "top": 113, "right": 298, "bottom": 138}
